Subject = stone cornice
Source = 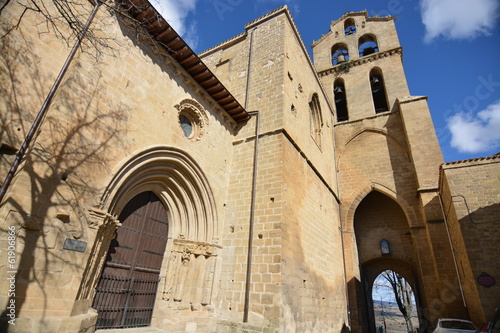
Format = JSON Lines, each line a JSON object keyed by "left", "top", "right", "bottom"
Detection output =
{"left": 317, "top": 47, "right": 402, "bottom": 77}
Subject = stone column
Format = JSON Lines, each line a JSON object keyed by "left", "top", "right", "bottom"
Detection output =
{"left": 71, "top": 208, "right": 121, "bottom": 316}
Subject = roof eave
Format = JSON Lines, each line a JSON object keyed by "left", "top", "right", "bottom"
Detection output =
{"left": 116, "top": 0, "right": 250, "bottom": 123}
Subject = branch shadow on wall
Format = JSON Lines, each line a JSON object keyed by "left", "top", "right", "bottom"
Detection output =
{"left": 113, "top": 5, "right": 247, "bottom": 136}
{"left": 0, "top": 31, "right": 128, "bottom": 330}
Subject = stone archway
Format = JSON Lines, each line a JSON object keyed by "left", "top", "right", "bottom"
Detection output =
{"left": 101, "top": 145, "right": 219, "bottom": 243}
{"left": 362, "top": 258, "right": 422, "bottom": 333}
{"left": 347, "top": 190, "right": 422, "bottom": 333}
{"left": 75, "top": 146, "right": 221, "bottom": 330}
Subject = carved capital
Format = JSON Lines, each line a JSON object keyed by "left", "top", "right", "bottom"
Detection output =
{"left": 173, "top": 239, "right": 221, "bottom": 258}
{"left": 88, "top": 208, "right": 121, "bottom": 234}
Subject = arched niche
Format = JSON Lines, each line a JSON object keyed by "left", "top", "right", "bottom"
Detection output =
{"left": 354, "top": 191, "right": 414, "bottom": 265}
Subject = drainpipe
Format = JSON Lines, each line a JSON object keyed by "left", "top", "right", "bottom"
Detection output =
{"left": 243, "top": 110, "right": 259, "bottom": 323}
{"left": 339, "top": 204, "right": 351, "bottom": 327}
{"left": 438, "top": 194, "right": 467, "bottom": 308}
{"left": 0, "top": 0, "right": 103, "bottom": 204}
{"left": 243, "top": 26, "right": 257, "bottom": 323}
{"left": 332, "top": 112, "right": 350, "bottom": 327}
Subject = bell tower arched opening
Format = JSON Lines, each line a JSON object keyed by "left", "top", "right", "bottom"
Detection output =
{"left": 344, "top": 18, "right": 356, "bottom": 35}
{"left": 332, "top": 43, "right": 350, "bottom": 66}
{"left": 358, "top": 34, "right": 379, "bottom": 57}
{"left": 334, "top": 78, "right": 349, "bottom": 122}
{"left": 369, "top": 68, "right": 389, "bottom": 113}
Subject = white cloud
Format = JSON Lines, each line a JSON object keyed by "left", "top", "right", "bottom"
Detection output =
{"left": 420, "top": 0, "right": 499, "bottom": 42}
{"left": 447, "top": 100, "right": 500, "bottom": 153}
{"left": 151, "top": 0, "right": 199, "bottom": 49}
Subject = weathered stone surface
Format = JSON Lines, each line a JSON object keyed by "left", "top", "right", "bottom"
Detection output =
{"left": 0, "top": 3, "right": 497, "bottom": 333}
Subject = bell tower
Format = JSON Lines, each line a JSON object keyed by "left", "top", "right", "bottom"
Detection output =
{"left": 312, "top": 11, "right": 410, "bottom": 121}
{"left": 312, "top": 11, "right": 465, "bottom": 333}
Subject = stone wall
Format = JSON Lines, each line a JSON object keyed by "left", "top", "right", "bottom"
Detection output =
{"left": 440, "top": 156, "right": 500, "bottom": 325}
{"left": 201, "top": 7, "right": 348, "bottom": 332}
{"left": 0, "top": 1, "right": 240, "bottom": 331}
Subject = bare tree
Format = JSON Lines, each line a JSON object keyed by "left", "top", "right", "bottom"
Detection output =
{"left": 0, "top": 0, "right": 115, "bottom": 54}
{"left": 381, "top": 270, "right": 414, "bottom": 332}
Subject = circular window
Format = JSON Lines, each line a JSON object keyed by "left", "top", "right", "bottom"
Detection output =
{"left": 175, "top": 99, "right": 208, "bottom": 141}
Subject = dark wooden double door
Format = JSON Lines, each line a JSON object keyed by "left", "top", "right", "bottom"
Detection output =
{"left": 93, "top": 191, "right": 169, "bottom": 329}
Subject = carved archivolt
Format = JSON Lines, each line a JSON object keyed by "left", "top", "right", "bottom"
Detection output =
{"left": 94, "top": 146, "right": 220, "bottom": 313}
{"left": 175, "top": 99, "right": 209, "bottom": 141}
{"left": 100, "top": 146, "right": 219, "bottom": 243}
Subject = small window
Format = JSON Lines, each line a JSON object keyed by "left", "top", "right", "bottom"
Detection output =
{"left": 334, "top": 79, "right": 348, "bottom": 122}
{"left": 344, "top": 18, "right": 356, "bottom": 36}
{"left": 309, "top": 93, "right": 323, "bottom": 147}
{"left": 370, "top": 68, "right": 389, "bottom": 113}
{"left": 358, "top": 34, "right": 379, "bottom": 57}
{"left": 380, "top": 239, "right": 391, "bottom": 255}
{"left": 332, "top": 43, "right": 349, "bottom": 66}
{"left": 175, "top": 99, "right": 208, "bottom": 141}
{"left": 179, "top": 114, "right": 194, "bottom": 137}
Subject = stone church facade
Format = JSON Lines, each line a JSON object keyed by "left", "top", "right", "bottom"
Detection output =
{"left": 0, "top": 1, "right": 498, "bottom": 333}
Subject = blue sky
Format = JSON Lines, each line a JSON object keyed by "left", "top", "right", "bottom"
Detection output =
{"left": 152, "top": 0, "right": 500, "bottom": 162}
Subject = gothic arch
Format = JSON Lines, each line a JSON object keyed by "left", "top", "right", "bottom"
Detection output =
{"left": 309, "top": 92, "right": 323, "bottom": 147}
{"left": 343, "top": 183, "right": 417, "bottom": 232}
{"left": 99, "top": 145, "right": 218, "bottom": 243}
{"left": 336, "top": 128, "right": 411, "bottom": 171}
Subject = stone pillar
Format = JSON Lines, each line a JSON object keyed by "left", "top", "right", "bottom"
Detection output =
{"left": 398, "top": 96, "right": 443, "bottom": 190}
{"left": 161, "top": 239, "right": 221, "bottom": 309}
{"left": 71, "top": 208, "right": 121, "bottom": 316}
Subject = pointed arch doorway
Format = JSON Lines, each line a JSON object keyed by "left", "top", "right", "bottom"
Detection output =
{"left": 348, "top": 190, "right": 425, "bottom": 333}
{"left": 93, "top": 191, "right": 169, "bottom": 329}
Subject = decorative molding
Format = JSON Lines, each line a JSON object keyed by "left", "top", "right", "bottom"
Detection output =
{"left": 318, "top": 47, "right": 403, "bottom": 77}
{"left": 175, "top": 98, "right": 209, "bottom": 142}
{"left": 75, "top": 208, "right": 121, "bottom": 303}
{"left": 173, "top": 238, "right": 222, "bottom": 258}
{"left": 88, "top": 208, "right": 120, "bottom": 233}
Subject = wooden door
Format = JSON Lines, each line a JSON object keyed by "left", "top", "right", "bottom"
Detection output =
{"left": 93, "top": 191, "right": 169, "bottom": 329}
